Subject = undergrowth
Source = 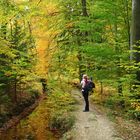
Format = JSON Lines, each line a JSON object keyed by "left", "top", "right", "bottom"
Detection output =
{"left": 91, "top": 84, "right": 140, "bottom": 121}
{"left": 46, "top": 83, "right": 77, "bottom": 135}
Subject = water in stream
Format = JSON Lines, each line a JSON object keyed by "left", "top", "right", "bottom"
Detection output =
{"left": 0, "top": 100, "right": 58, "bottom": 140}
{"left": 0, "top": 119, "right": 57, "bottom": 140}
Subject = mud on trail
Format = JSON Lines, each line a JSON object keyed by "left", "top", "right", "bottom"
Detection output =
{"left": 62, "top": 89, "right": 123, "bottom": 140}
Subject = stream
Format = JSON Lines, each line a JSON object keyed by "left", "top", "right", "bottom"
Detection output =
{"left": 0, "top": 97, "right": 58, "bottom": 140}
{"left": 0, "top": 120, "right": 37, "bottom": 140}
{"left": 0, "top": 118, "right": 57, "bottom": 140}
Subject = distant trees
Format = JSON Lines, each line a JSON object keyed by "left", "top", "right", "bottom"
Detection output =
{"left": 58, "top": 0, "right": 132, "bottom": 83}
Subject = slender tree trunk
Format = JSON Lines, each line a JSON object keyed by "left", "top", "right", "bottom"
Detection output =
{"left": 78, "top": 0, "right": 89, "bottom": 81}
{"left": 14, "top": 78, "right": 17, "bottom": 104}
{"left": 100, "top": 81, "right": 103, "bottom": 94}
{"left": 77, "top": 48, "right": 83, "bottom": 81}
{"left": 131, "top": 0, "right": 140, "bottom": 82}
{"left": 113, "top": 8, "right": 123, "bottom": 94}
{"left": 125, "top": 0, "right": 131, "bottom": 48}
{"left": 81, "top": 0, "right": 88, "bottom": 16}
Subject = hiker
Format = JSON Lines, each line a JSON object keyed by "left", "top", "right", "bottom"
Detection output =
{"left": 81, "top": 74, "right": 90, "bottom": 112}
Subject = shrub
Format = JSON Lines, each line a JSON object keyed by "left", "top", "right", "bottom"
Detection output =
{"left": 0, "top": 113, "right": 9, "bottom": 127}
{"left": 46, "top": 89, "right": 76, "bottom": 135}
{"left": 49, "top": 111, "right": 75, "bottom": 134}
{"left": 104, "top": 95, "right": 125, "bottom": 108}
{"left": 128, "top": 101, "right": 140, "bottom": 120}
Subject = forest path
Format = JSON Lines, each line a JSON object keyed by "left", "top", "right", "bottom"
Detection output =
{"left": 62, "top": 89, "right": 123, "bottom": 140}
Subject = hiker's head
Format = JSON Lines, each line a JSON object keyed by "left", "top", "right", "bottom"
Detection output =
{"left": 83, "top": 74, "right": 88, "bottom": 80}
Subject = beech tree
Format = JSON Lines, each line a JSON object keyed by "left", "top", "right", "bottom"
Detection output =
{"left": 131, "top": 0, "right": 140, "bottom": 83}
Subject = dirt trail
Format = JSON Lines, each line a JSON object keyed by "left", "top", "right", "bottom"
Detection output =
{"left": 63, "top": 89, "right": 123, "bottom": 140}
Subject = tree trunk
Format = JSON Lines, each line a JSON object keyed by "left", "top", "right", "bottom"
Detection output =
{"left": 14, "top": 78, "right": 17, "bottom": 104}
{"left": 100, "top": 81, "right": 103, "bottom": 94}
{"left": 131, "top": 0, "right": 140, "bottom": 82}
{"left": 78, "top": 0, "right": 89, "bottom": 81}
{"left": 81, "top": 0, "right": 88, "bottom": 16}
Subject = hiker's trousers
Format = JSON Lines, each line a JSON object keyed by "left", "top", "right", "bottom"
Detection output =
{"left": 82, "top": 90, "right": 89, "bottom": 111}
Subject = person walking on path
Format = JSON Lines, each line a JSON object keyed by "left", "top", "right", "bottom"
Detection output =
{"left": 80, "top": 74, "right": 90, "bottom": 112}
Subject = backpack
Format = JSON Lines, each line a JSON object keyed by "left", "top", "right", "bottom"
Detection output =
{"left": 84, "top": 81, "right": 95, "bottom": 92}
{"left": 89, "top": 81, "right": 95, "bottom": 89}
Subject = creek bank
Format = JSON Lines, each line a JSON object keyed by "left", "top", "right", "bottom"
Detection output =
{"left": 0, "top": 94, "right": 58, "bottom": 140}
{"left": 0, "top": 87, "right": 76, "bottom": 140}
{"left": 0, "top": 94, "right": 44, "bottom": 133}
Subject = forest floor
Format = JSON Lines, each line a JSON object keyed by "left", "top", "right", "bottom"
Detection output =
{"left": 61, "top": 89, "right": 140, "bottom": 140}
